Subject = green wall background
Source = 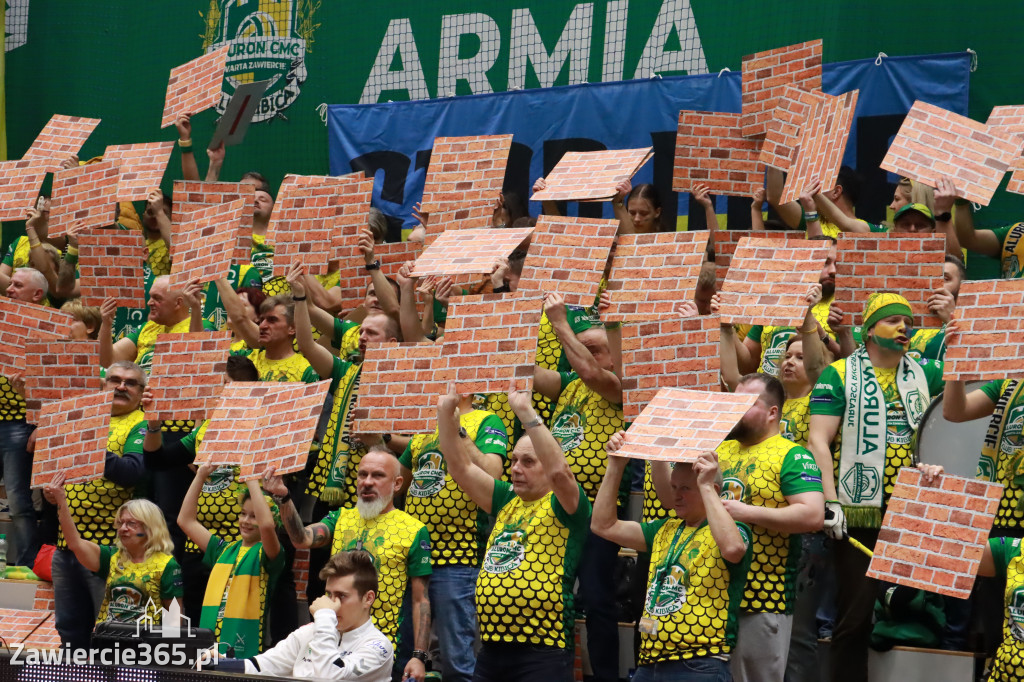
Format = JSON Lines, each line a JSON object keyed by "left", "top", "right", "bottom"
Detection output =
{"left": 6, "top": 1, "right": 1024, "bottom": 229}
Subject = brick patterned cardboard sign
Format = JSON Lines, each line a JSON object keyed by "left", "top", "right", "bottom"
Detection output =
{"left": 423, "top": 201, "right": 495, "bottom": 248}
{"left": 170, "top": 197, "right": 248, "bottom": 286}
{"left": 161, "top": 46, "right": 230, "bottom": 128}
{"left": 0, "top": 159, "right": 49, "bottom": 221}
{"left": 22, "top": 114, "right": 101, "bottom": 171}
{"left": 23, "top": 340, "right": 101, "bottom": 424}
{"left": 32, "top": 390, "right": 113, "bottom": 488}
{"left": 834, "top": 234, "right": 946, "bottom": 328}
{"left": 148, "top": 331, "right": 232, "bottom": 422}
{"left": 103, "top": 141, "right": 176, "bottom": 201}
{"left": 943, "top": 279, "right": 1024, "bottom": 381}
{"left": 673, "top": 111, "right": 764, "bottom": 197}
{"left": 378, "top": 240, "right": 425, "bottom": 278}
{"left": 268, "top": 174, "right": 374, "bottom": 276}
{"left": 713, "top": 229, "right": 813, "bottom": 284}
{"left": 615, "top": 388, "right": 758, "bottom": 462}
{"left": 516, "top": 216, "right": 617, "bottom": 307}
{"left": 867, "top": 468, "right": 1002, "bottom": 599}
{"left": 605, "top": 231, "right": 709, "bottom": 321}
{"left": 531, "top": 148, "right": 654, "bottom": 202}
{"left": 420, "top": 135, "right": 513, "bottom": 213}
{"left": 199, "top": 380, "right": 331, "bottom": 481}
{"left": 332, "top": 236, "right": 427, "bottom": 317}
{"left": 353, "top": 342, "right": 457, "bottom": 434}
{"left": 620, "top": 317, "right": 721, "bottom": 420}
{"left": 411, "top": 226, "right": 535, "bottom": 278}
{"left": 0, "top": 609, "right": 60, "bottom": 650}
{"left": 986, "top": 105, "right": 1024, "bottom": 195}
{"left": 78, "top": 230, "right": 148, "bottom": 309}
{"left": 880, "top": 101, "right": 1024, "bottom": 206}
{"left": 439, "top": 294, "right": 543, "bottom": 394}
{"left": 758, "top": 86, "right": 822, "bottom": 171}
{"left": 174, "top": 180, "right": 255, "bottom": 265}
{"left": 775, "top": 90, "right": 859, "bottom": 205}
{"left": 740, "top": 40, "right": 823, "bottom": 138}
{"left": 48, "top": 159, "right": 121, "bottom": 235}
{"left": 719, "top": 237, "right": 831, "bottom": 327}
{"left": 0, "top": 298, "right": 74, "bottom": 376}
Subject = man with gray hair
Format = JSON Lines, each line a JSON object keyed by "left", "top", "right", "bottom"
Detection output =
{"left": 99, "top": 275, "right": 209, "bottom": 373}
{"left": 5, "top": 266, "right": 48, "bottom": 305}
{"left": 49, "top": 360, "right": 148, "bottom": 650}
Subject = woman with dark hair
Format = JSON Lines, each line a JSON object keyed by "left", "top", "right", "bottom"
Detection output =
{"left": 613, "top": 180, "right": 663, "bottom": 234}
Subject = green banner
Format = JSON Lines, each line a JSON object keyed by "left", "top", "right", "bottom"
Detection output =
{"left": 5, "top": 0, "right": 1024, "bottom": 227}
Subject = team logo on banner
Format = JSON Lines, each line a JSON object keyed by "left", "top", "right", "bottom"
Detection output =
{"left": 201, "top": 0, "right": 319, "bottom": 122}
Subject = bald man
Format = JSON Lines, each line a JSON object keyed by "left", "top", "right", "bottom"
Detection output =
{"left": 271, "top": 449, "right": 432, "bottom": 682}
{"left": 100, "top": 275, "right": 210, "bottom": 373}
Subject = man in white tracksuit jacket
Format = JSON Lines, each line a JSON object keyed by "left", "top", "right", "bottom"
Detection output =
{"left": 218, "top": 550, "right": 394, "bottom": 680}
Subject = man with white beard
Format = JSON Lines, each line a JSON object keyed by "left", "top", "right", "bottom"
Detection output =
{"left": 274, "top": 449, "right": 432, "bottom": 682}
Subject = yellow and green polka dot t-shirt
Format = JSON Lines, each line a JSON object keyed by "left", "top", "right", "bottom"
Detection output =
{"left": 549, "top": 372, "right": 625, "bottom": 503}
{"left": 60, "top": 409, "right": 147, "bottom": 548}
{"left": 746, "top": 298, "right": 833, "bottom": 377}
{"left": 716, "top": 434, "right": 823, "bottom": 614}
{"left": 990, "top": 536, "right": 1024, "bottom": 681}
{"left": 638, "top": 519, "right": 751, "bottom": 664}
{"left": 641, "top": 462, "right": 676, "bottom": 522}
{"left": 95, "top": 545, "right": 182, "bottom": 624}
{"left": 177, "top": 421, "right": 243, "bottom": 554}
{"left": 333, "top": 318, "right": 361, "bottom": 361}
{"left": 979, "top": 380, "right": 1024, "bottom": 530}
{"left": 810, "top": 357, "right": 944, "bottom": 521}
{"left": 125, "top": 317, "right": 195, "bottom": 374}
{"left": 781, "top": 395, "right": 811, "bottom": 447}
{"left": 321, "top": 507, "right": 432, "bottom": 649}
{"left": 0, "top": 375, "right": 26, "bottom": 421}
{"left": 146, "top": 237, "right": 171, "bottom": 277}
{"left": 476, "top": 480, "right": 591, "bottom": 648}
{"left": 400, "top": 409, "right": 509, "bottom": 566}
{"left": 306, "top": 356, "right": 363, "bottom": 503}
{"left": 237, "top": 348, "right": 320, "bottom": 383}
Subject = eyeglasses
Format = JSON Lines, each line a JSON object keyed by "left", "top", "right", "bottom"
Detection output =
{"left": 106, "top": 376, "right": 142, "bottom": 390}
{"left": 118, "top": 519, "right": 143, "bottom": 530}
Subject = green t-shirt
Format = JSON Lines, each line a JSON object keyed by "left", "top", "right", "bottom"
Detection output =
{"left": 476, "top": 480, "right": 591, "bottom": 648}
{"left": 638, "top": 518, "right": 751, "bottom": 664}
{"left": 810, "top": 357, "right": 944, "bottom": 507}
{"left": 979, "top": 380, "right": 1024, "bottom": 529}
{"left": 95, "top": 544, "right": 183, "bottom": 624}
{"left": 990, "top": 223, "right": 1024, "bottom": 279}
{"left": 798, "top": 205, "right": 888, "bottom": 236}
{"left": 400, "top": 410, "right": 509, "bottom": 567}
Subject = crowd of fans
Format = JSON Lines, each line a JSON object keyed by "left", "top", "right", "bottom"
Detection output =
{"left": 2, "top": 103, "right": 1024, "bottom": 682}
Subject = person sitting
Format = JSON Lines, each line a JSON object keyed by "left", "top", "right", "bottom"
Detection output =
{"left": 214, "top": 550, "right": 393, "bottom": 681}
{"left": 45, "top": 475, "right": 182, "bottom": 633}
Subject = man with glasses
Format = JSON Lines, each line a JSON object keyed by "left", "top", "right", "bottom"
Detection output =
{"left": 50, "top": 360, "right": 149, "bottom": 650}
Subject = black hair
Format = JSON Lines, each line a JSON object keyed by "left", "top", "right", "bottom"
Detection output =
{"left": 836, "top": 166, "right": 863, "bottom": 206}
{"left": 736, "top": 373, "right": 785, "bottom": 411}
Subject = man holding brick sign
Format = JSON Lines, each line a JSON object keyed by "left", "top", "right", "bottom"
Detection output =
{"left": 715, "top": 374, "right": 825, "bottom": 681}
{"left": 533, "top": 292, "right": 624, "bottom": 682}
{"left": 808, "top": 293, "right": 944, "bottom": 682}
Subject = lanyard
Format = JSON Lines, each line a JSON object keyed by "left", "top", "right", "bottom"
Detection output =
{"left": 662, "top": 520, "right": 704, "bottom": 573}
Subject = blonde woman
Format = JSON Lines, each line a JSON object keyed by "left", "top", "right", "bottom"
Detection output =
{"left": 45, "top": 472, "right": 183, "bottom": 628}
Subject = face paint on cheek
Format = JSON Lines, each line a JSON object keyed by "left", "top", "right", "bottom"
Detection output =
{"left": 872, "top": 321, "right": 911, "bottom": 351}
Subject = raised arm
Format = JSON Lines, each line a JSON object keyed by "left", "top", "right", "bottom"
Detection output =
{"left": 798, "top": 284, "right": 828, "bottom": 385}
{"left": 262, "top": 468, "right": 331, "bottom": 550}
{"left": 357, "top": 228, "right": 400, "bottom": 319}
{"left": 695, "top": 451, "right": 747, "bottom": 563}
{"left": 933, "top": 176, "right": 962, "bottom": 257}
{"left": 509, "top": 382, "right": 580, "bottom": 513}
{"left": 693, "top": 183, "right": 716, "bottom": 232}
{"left": 99, "top": 298, "right": 138, "bottom": 368}
{"left": 766, "top": 167, "right": 803, "bottom": 229}
{"left": 750, "top": 187, "right": 766, "bottom": 231}
{"left": 183, "top": 280, "right": 206, "bottom": 333}
{"left": 943, "top": 379, "right": 997, "bottom": 422}
{"left": 534, "top": 177, "right": 561, "bottom": 218}
{"left": 437, "top": 386, "right": 497, "bottom": 512}
{"left": 287, "top": 264, "right": 337, "bottom": 379}
{"left": 546, "top": 293, "right": 621, "bottom": 404}
{"left": 176, "top": 115, "right": 200, "bottom": 182}
{"left": 205, "top": 142, "right": 225, "bottom": 183}
{"left": 591, "top": 431, "right": 647, "bottom": 551}
{"left": 44, "top": 472, "right": 101, "bottom": 572}
{"left": 177, "top": 464, "right": 215, "bottom": 553}
{"left": 719, "top": 321, "right": 743, "bottom": 391}
{"left": 396, "top": 261, "right": 426, "bottom": 343}
{"left": 812, "top": 182, "right": 869, "bottom": 233}
{"left": 214, "top": 278, "right": 260, "bottom": 347}
{"left": 146, "top": 190, "right": 173, "bottom": 251}
{"left": 248, "top": 474, "right": 281, "bottom": 560}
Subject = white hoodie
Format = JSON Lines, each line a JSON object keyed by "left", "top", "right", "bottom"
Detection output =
{"left": 243, "top": 610, "right": 393, "bottom": 680}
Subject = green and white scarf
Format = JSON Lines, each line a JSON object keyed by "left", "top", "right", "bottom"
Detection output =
{"left": 840, "top": 346, "right": 929, "bottom": 525}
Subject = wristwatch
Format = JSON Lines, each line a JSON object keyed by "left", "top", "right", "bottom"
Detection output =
{"left": 934, "top": 212, "right": 952, "bottom": 222}
{"left": 365, "top": 259, "right": 381, "bottom": 271}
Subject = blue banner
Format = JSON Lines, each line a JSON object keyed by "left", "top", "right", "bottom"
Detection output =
{"left": 328, "top": 52, "right": 970, "bottom": 235}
